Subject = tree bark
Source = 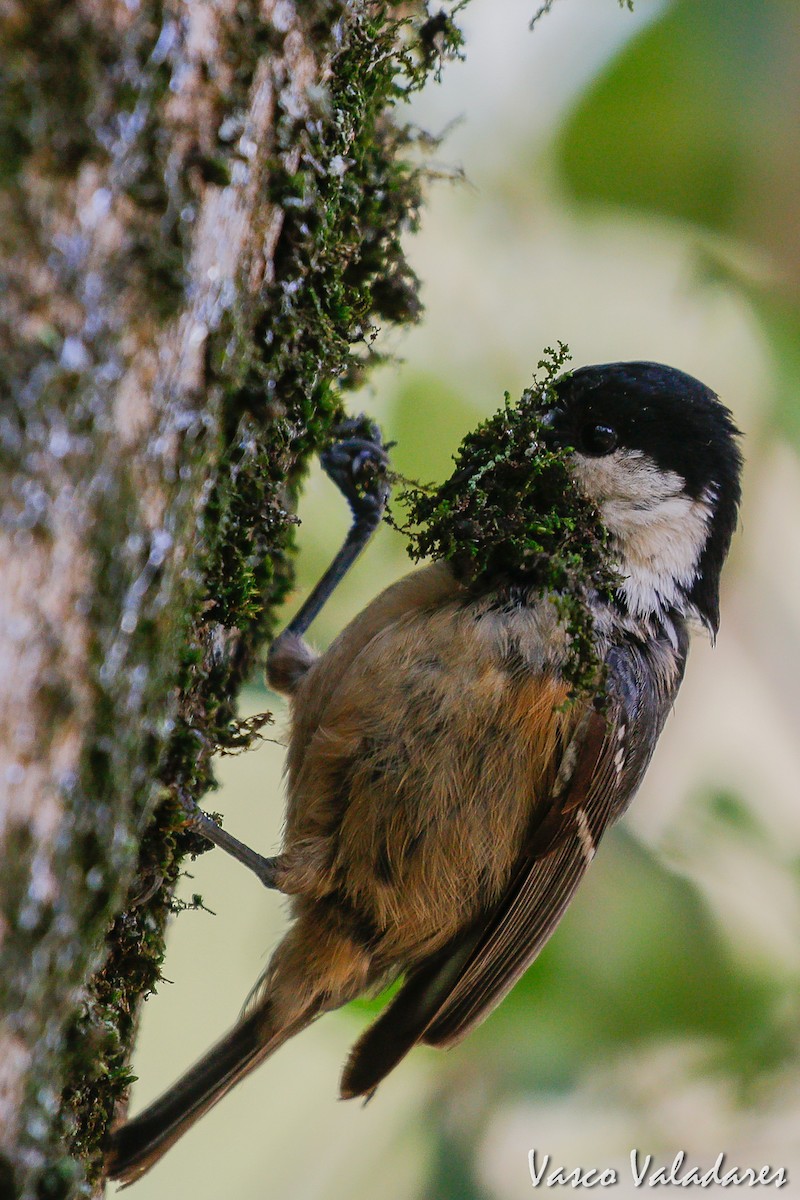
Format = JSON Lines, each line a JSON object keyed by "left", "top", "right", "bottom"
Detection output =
{"left": 0, "top": 2, "right": 447, "bottom": 1194}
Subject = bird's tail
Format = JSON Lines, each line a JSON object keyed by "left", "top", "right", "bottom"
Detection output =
{"left": 106, "top": 997, "right": 318, "bottom": 1186}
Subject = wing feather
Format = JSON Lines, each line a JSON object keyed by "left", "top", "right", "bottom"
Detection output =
{"left": 422, "top": 709, "right": 612, "bottom": 1047}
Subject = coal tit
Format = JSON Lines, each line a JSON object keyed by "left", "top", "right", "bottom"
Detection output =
{"left": 108, "top": 361, "right": 743, "bottom": 1184}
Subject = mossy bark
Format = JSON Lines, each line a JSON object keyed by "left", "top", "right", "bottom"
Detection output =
{"left": 0, "top": 2, "right": 455, "bottom": 1196}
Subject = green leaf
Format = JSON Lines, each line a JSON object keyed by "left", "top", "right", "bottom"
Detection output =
{"left": 556, "top": 0, "right": 788, "bottom": 237}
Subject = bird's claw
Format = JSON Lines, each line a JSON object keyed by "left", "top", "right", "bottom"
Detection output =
{"left": 321, "top": 416, "right": 390, "bottom": 523}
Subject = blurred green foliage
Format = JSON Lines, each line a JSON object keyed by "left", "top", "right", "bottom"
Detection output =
{"left": 558, "top": 1, "right": 775, "bottom": 232}
{"left": 557, "top": 0, "right": 800, "bottom": 446}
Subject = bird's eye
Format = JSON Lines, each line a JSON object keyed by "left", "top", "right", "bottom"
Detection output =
{"left": 580, "top": 423, "right": 618, "bottom": 456}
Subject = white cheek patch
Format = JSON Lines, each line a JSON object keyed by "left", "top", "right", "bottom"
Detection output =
{"left": 570, "top": 449, "right": 715, "bottom": 620}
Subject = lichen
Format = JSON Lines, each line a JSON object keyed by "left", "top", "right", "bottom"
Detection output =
{"left": 394, "top": 346, "right": 618, "bottom": 696}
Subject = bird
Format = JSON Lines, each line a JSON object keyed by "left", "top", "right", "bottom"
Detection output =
{"left": 107, "top": 361, "right": 743, "bottom": 1184}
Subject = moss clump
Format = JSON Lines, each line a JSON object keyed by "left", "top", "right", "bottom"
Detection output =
{"left": 397, "top": 346, "right": 618, "bottom": 695}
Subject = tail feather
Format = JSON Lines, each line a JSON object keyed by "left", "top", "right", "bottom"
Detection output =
{"left": 106, "top": 1000, "right": 316, "bottom": 1185}
{"left": 340, "top": 937, "right": 477, "bottom": 1099}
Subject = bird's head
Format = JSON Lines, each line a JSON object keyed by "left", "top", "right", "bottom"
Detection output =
{"left": 544, "top": 362, "right": 743, "bottom": 635}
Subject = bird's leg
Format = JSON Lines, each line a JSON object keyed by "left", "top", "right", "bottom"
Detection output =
{"left": 182, "top": 804, "right": 281, "bottom": 888}
{"left": 273, "top": 415, "right": 391, "bottom": 646}
{"left": 182, "top": 418, "right": 390, "bottom": 890}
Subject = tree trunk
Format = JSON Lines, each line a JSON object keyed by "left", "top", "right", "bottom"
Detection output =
{"left": 0, "top": 2, "right": 451, "bottom": 1194}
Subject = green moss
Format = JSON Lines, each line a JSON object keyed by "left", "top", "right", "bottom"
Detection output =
{"left": 143, "top": 3, "right": 452, "bottom": 831}
{"left": 395, "top": 346, "right": 618, "bottom": 696}
{"left": 0, "top": 3, "right": 105, "bottom": 183}
{"left": 195, "top": 154, "right": 233, "bottom": 187}
{"left": 42, "top": 3, "right": 470, "bottom": 1189}
{"left": 59, "top": 798, "right": 211, "bottom": 1188}
{"left": 191, "top": 0, "right": 461, "bottom": 657}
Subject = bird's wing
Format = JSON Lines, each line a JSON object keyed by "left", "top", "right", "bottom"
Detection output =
{"left": 340, "top": 637, "right": 683, "bottom": 1098}
{"left": 420, "top": 706, "right": 617, "bottom": 1048}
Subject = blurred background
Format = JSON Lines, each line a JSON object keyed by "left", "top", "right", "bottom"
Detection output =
{"left": 120, "top": 1, "right": 800, "bottom": 1195}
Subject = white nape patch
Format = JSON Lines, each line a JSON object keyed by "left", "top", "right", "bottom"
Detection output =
{"left": 570, "top": 449, "right": 715, "bottom": 622}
